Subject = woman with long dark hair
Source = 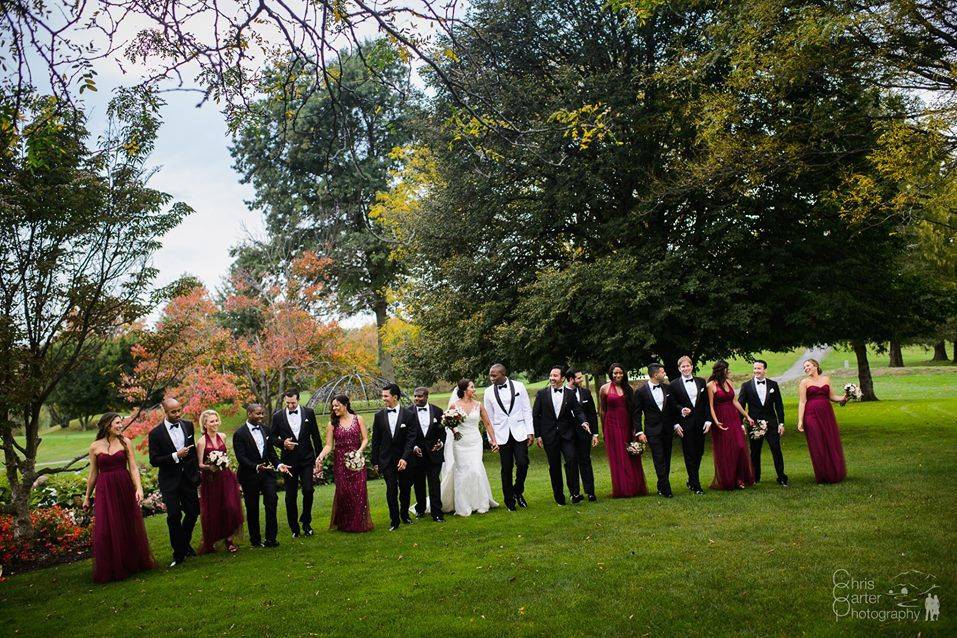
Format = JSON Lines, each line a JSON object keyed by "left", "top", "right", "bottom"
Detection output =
{"left": 599, "top": 364, "right": 648, "bottom": 498}
{"left": 706, "top": 360, "right": 755, "bottom": 490}
{"left": 316, "top": 395, "right": 373, "bottom": 532}
{"left": 83, "top": 412, "right": 156, "bottom": 583}
{"left": 439, "top": 379, "right": 499, "bottom": 515}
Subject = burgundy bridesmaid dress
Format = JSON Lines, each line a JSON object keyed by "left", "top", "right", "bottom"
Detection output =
{"left": 603, "top": 389, "right": 648, "bottom": 498}
{"left": 803, "top": 384, "right": 847, "bottom": 484}
{"left": 199, "top": 433, "right": 245, "bottom": 552}
{"left": 92, "top": 449, "right": 156, "bottom": 583}
{"left": 709, "top": 384, "right": 755, "bottom": 490}
{"left": 330, "top": 416, "right": 374, "bottom": 533}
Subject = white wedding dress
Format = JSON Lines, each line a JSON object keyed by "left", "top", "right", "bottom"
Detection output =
{"left": 439, "top": 401, "right": 498, "bottom": 516}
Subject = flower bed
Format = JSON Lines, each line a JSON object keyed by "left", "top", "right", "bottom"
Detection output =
{"left": 0, "top": 505, "right": 92, "bottom": 577}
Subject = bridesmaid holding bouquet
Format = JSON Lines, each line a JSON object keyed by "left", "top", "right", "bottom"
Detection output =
{"left": 797, "top": 359, "right": 848, "bottom": 484}
{"left": 83, "top": 413, "right": 156, "bottom": 583}
{"left": 197, "top": 409, "right": 245, "bottom": 553}
{"left": 316, "top": 395, "right": 374, "bottom": 533}
{"left": 599, "top": 363, "right": 648, "bottom": 498}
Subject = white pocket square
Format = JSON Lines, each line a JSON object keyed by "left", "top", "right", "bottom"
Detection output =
{"left": 699, "top": 388, "right": 704, "bottom": 393}
{"left": 770, "top": 388, "right": 776, "bottom": 393}
{"left": 399, "top": 424, "right": 406, "bottom": 428}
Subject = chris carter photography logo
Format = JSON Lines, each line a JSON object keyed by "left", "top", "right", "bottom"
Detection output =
{"left": 832, "top": 569, "right": 941, "bottom": 622}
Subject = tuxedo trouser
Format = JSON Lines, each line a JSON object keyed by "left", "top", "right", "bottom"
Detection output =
{"left": 162, "top": 480, "right": 199, "bottom": 561}
{"left": 573, "top": 436, "right": 596, "bottom": 496}
{"left": 648, "top": 433, "right": 673, "bottom": 495}
{"left": 382, "top": 465, "right": 414, "bottom": 526}
{"left": 284, "top": 461, "right": 315, "bottom": 532}
{"left": 543, "top": 436, "right": 580, "bottom": 502}
{"left": 412, "top": 462, "right": 443, "bottom": 516}
{"left": 499, "top": 433, "right": 530, "bottom": 507}
{"left": 749, "top": 427, "right": 786, "bottom": 482}
{"left": 242, "top": 474, "right": 278, "bottom": 544}
{"left": 680, "top": 426, "right": 706, "bottom": 489}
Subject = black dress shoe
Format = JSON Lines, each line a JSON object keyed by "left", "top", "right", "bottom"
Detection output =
{"left": 777, "top": 477, "right": 789, "bottom": 487}
{"left": 303, "top": 526, "right": 314, "bottom": 536}
{"left": 186, "top": 546, "right": 197, "bottom": 557}
{"left": 415, "top": 511, "right": 427, "bottom": 519}
{"left": 587, "top": 494, "right": 597, "bottom": 502}
{"left": 433, "top": 516, "right": 445, "bottom": 523}
{"left": 657, "top": 491, "right": 674, "bottom": 498}
{"left": 571, "top": 494, "right": 584, "bottom": 504}
{"left": 694, "top": 488, "right": 705, "bottom": 495}
{"left": 555, "top": 498, "right": 567, "bottom": 506}
{"left": 263, "top": 540, "right": 279, "bottom": 548}
{"left": 516, "top": 494, "right": 528, "bottom": 508}
{"left": 505, "top": 503, "right": 517, "bottom": 511}
{"left": 400, "top": 516, "right": 414, "bottom": 525}
{"left": 389, "top": 525, "right": 399, "bottom": 531}
{"left": 291, "top": 532, "right": 300, "bottom": 538}
{"left": 250, "top": 541, "right": 264, "bottom": 548}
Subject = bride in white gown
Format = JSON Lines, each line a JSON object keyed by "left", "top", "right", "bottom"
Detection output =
{"left": 440, "top": 379, "right": 499, "bottom": 516}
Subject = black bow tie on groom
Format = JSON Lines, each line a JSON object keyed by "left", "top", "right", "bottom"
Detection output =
{"left": 756, "top": 380, "right": 766, "bottom": 385}
{"left": 497, "top": 383, "right": 507, "bottom": 389}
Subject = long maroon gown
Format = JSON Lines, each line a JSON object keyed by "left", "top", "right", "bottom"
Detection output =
{"left": 330, "top": 416, "right": 374, "bottom": 533}
{"left": 603, "top": 388, "right": 648, "bottom": 498}
{"left": 199, "top": 433, "right": 245, "bottom": 552}
{"left": 803, "top": 384, "right": 847, "bottom": 484}
{"left": 710, "top": 384, "right": 755, "bottom": 490}
{"left": 92, "top": 449, "right": 156, "bottom": 583}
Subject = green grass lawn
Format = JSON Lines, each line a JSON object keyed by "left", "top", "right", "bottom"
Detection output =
{"left": 2, "top": 370, "right": 955, "bottom": 636}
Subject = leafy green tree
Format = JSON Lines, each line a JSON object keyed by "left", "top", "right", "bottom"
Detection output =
{"left": 0, "top": 88, "right": 190, "bottom": 539}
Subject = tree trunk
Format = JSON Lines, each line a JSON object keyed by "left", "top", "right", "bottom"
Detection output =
{"left": 932, "top": 340, "right": 948, "bottom": 361}
{"left": 12, "top": 476, "right": 34, "bottom": 540}
{"left": 953, "top": 338, "right": 956, "bottom": 363}
{"left": 373, "top": 297, "right": 395, "bottom": 382}
{"left": 852, "top": 340, "right": 878, "bottom": 402}
{"left": 888, "top": 341, "right": 904, "bottom": 367}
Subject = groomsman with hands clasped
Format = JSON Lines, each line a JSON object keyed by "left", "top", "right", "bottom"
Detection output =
{"left": 565, "top": 369, "right": 600, "bottom": 502}
{"left": 670, "top": 356, "right": 711, "bottom": 495}
{"left": 532, "top": 366, "right": 590, "bottom": 505}
{"left": 632, "top": 363, "right": 676, "bottom": 498}
{"left": 270, "top": 388, "right": 323, "bottom": 537}
{"left": 371, "top": 384, "right": 417, "bottom": 531}
{"left": 739, "top": 360, "right": 789, "bottom": 486}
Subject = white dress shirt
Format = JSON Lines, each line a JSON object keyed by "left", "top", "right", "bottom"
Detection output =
{"left": 755, "top": 378, "right": 768, "bottom": 404}
{"left": 287, "top": 409, "right": 302, "bottom": 438}
{"left": 416, "top": 406, "right": 431, "bottom": 436}
{"left": 247, "top": 421, "right": 265, "bottom": 457}
{"left": 550, "top": 386, "right": 564, "bottom": 417}
{"left": 650, "top": 384, "right": 665, "bottom": 411}
{"left": 165, "top": 419, "right": 185, "bottom": 463}
{"left": 682, "top": 376, "right": 697, "bottom": 406}
{"left": 386, "top": 407, "right": 399, "bottom": 436}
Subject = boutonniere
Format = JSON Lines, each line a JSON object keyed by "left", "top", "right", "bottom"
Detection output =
{"left": 769, "top": 388, "right": 776, "bottom": 394}
{"left": 699, "top": 388, "right": 704, "bottom": 393}
{"left": 399, "top": 424, "right": 406, "bottom": 428}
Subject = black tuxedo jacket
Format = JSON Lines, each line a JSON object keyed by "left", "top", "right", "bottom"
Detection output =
{"left": 571, "top": 386, "right": 600, "bottom": 438}
{"left": 407, "top": 403, "right": 446, "bottom": 466}
{"left": 669, "top": 376, "right": 710, "bottom": 433}
{"left": 233, "top": 423, "right": 280, "bottom": 485}
{"left": 270, "top": 406, "right": 323, "bottom": 466}
{"left": 532, "top": 386, "right": 587, "bottom": 445}
{"left": 739, "top": 377, "right": 786, "bottom": 425}
{"left": 371, "top": 406, "right": 417, "bottom": 469}
{"left": 148, "top": 419, "right": 200, "bottom": 494}
{"left": 633, "top": 381, "right": 675, "bottom": 438}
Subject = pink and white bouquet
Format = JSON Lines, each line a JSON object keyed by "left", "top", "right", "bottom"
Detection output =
{"left": 344, "top": 450, "right": 366, "bottom": 472}
{"left": 442, "top": 407, "right": 466, "bottom": 440}
{"left": 626, "top": 440, "right": 646, "bottom": 456}
{"left": 843, "top": 383, "right": 863, "bottom": 401}
{"left": 747, "top": 419, "right": 768, "bottom": 440}
{"left": 208, "top": 450, "right": 230, "bottom": 471}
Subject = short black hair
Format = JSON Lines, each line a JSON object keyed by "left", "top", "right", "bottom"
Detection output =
{"left": 564, "top": 368, "right": 578, "bottom": 380}
{"left": 647, "top": 363, "right": 664, "bottom": 376}
{"left": 283, "top": 388, "right": 300, "bottom": 399}
{"left": 382, "top": 383, "right": 401, "bottom": 398}
{"left": 550, "top": 364, "right": 565, "bottom": 375}
{"left": 413, "top": 386, "right": 429, "bottom": 396}
{"left": 754, "top": 359, "right": 768, "bottom": 369}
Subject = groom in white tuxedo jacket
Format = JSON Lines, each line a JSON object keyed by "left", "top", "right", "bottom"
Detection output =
{"left": 484, "top": 364, "right": 534, "bottom": 511}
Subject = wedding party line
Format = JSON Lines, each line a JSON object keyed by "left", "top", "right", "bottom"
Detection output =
{"left": 83, "top": 357, "right": 854, "bottom": 584}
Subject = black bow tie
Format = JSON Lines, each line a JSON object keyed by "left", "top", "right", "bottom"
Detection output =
{"left": 684, "top": 378, "right": 694, "bottom": 383}
{"left": 387, "top": 408, "right": 397, "bottom": 413}
{"left": 251, "top": 425, "right": 261, "bottom": 431}
{"left": 651, "top": 384, "right": 660, "bottom": 390}
{"left": 417, "top": 407, "right": 428, "bottom": 412}
{"left": 168, "top": 422, "right": 180, "bottom": 429}
{"left": 288, "top": 409, "right": 299, "bottom": 415}
{"left": 497, "top": 384, "right": 507, "bottom": 389}
{"left": 553, "top": 388, "right": 563, "bottom": 394}
{"left": 756, "top": 380, "right": 766, "bottom": 385}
